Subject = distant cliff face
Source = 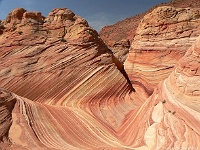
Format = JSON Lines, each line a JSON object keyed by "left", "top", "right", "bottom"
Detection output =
{"left": 0, "top": 6, "right": 200, "bottom": 150}
{"left": 99, "top": 13, "right": 145, "bottom": 63}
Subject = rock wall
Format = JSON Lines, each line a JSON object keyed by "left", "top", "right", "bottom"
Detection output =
{"left": 100, "top": 0, "right": 200, "bottom": 64}
{"left": 125, "top": 6, "right": 200, "bottom": 96}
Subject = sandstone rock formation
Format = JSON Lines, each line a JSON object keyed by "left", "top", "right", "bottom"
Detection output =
{"left": 100, "top": 0, "right": 200, "bottom": 64}
{"left": 170, "top": 0, "right": 200, "bottom": 8}
{"left": 0, "top": 8, "right": 139, "bottom": 149}
{"left": 125, "top": 6, "right": 200, "bottom": 96}
{"left": 0, "top": 6, "right": 199, "bottom": 150}
{"left": 100, "top": 14, "right": 144, "bottom": 63}
{"left": 99, "top": 3, "right": 168, "bottom": 63}
{"left": 139, "top": 33, "right": 200, "bottom": 149}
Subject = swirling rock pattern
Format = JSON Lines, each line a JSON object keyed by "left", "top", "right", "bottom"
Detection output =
{"left": 0, "top": 7, "right": 200, "bottom": 150}
{"left": 125, "top": 6, "right": 200, "bottom": 96}
{"left": 0, "top": 8, "right": 138, "bottom": 149}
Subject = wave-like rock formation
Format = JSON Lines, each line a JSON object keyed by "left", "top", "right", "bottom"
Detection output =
{"left": 0, "top": 8, "right": 139, "bottom": 149}
{"left": 0, "top": 7, "right": 200, "bottom": 150}
{"left": 125, "top": 6, "right": 200, "bottom": 96}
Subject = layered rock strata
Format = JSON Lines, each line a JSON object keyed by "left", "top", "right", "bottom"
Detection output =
{"left": 0, "top": 8, "right": 140, "bottom": 131}
{"left": 1, "top": 32, "right": 200, "bottom": 150}
{"left": 125, "top": 6, "right": 200, "bottom": 96}
{"left": 100, "top": 0, "right": 200, "bottom": 64}
{"left": 126, "top": 35, "right": 200, "bottom": 149}
{"left": 0, "top": 7, "right": 199, "bottom": 150}
{"left": 99, "top": 3, "right": 169, "bottom": 63}
{"left": 0, "top": 8, "right": 140, "bottom": 149}
{"left": 100, "top": 14, "right": 143, "bottom": 63}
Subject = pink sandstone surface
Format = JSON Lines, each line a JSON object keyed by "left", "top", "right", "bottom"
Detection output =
{"left": 125, "top": 6, "right": 200, "bottom": 97}
{"left": 0, "top": 6, "right": 199, "bottom": 150}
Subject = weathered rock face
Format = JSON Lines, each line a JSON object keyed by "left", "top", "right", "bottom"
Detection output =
{"left": 0, "top": 7, "right": 200, "bottom": 150}
{"left": 100, "top": 0, "right": 200, "bottom": 64}
{"left": 0, "top": 88, "right": 16, "bottom": 145}
{"left": 100, "top": 14, "right": 144, "bottom": 63}
{"left": 125, "top": 6, "right": 200, "bottom": 96}
{"left": 139, "top": 34, "right": 200, "bottom": 149}
{"left": 0, "top": 8, "right": 140, "bottom": 149}
{"left": 108, "top": 39, "right": 130, "bottom": 63}
{"left": 99, "top": 3, "right": 170, "bottom": 63}
{"left": 170, "top": 0, "right": 200, "bottom": 8}
{"left": 167, "top": 35, "right": 200, "bottom": 112}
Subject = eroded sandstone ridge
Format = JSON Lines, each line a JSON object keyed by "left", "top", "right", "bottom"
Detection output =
{"left": 0, "top": 7, "right": 200, "bottom": 150}
{"left": 125, "top": 6, "right": 200, "bottom": 97}
{"left": 100, "top": 0, "right": 200, "bottom": 64}
{"left": 99, "top": 2, "right": 168, "bottom": 63}
{"left": 0, "top": 8, "right": 138, "bottom": 150}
